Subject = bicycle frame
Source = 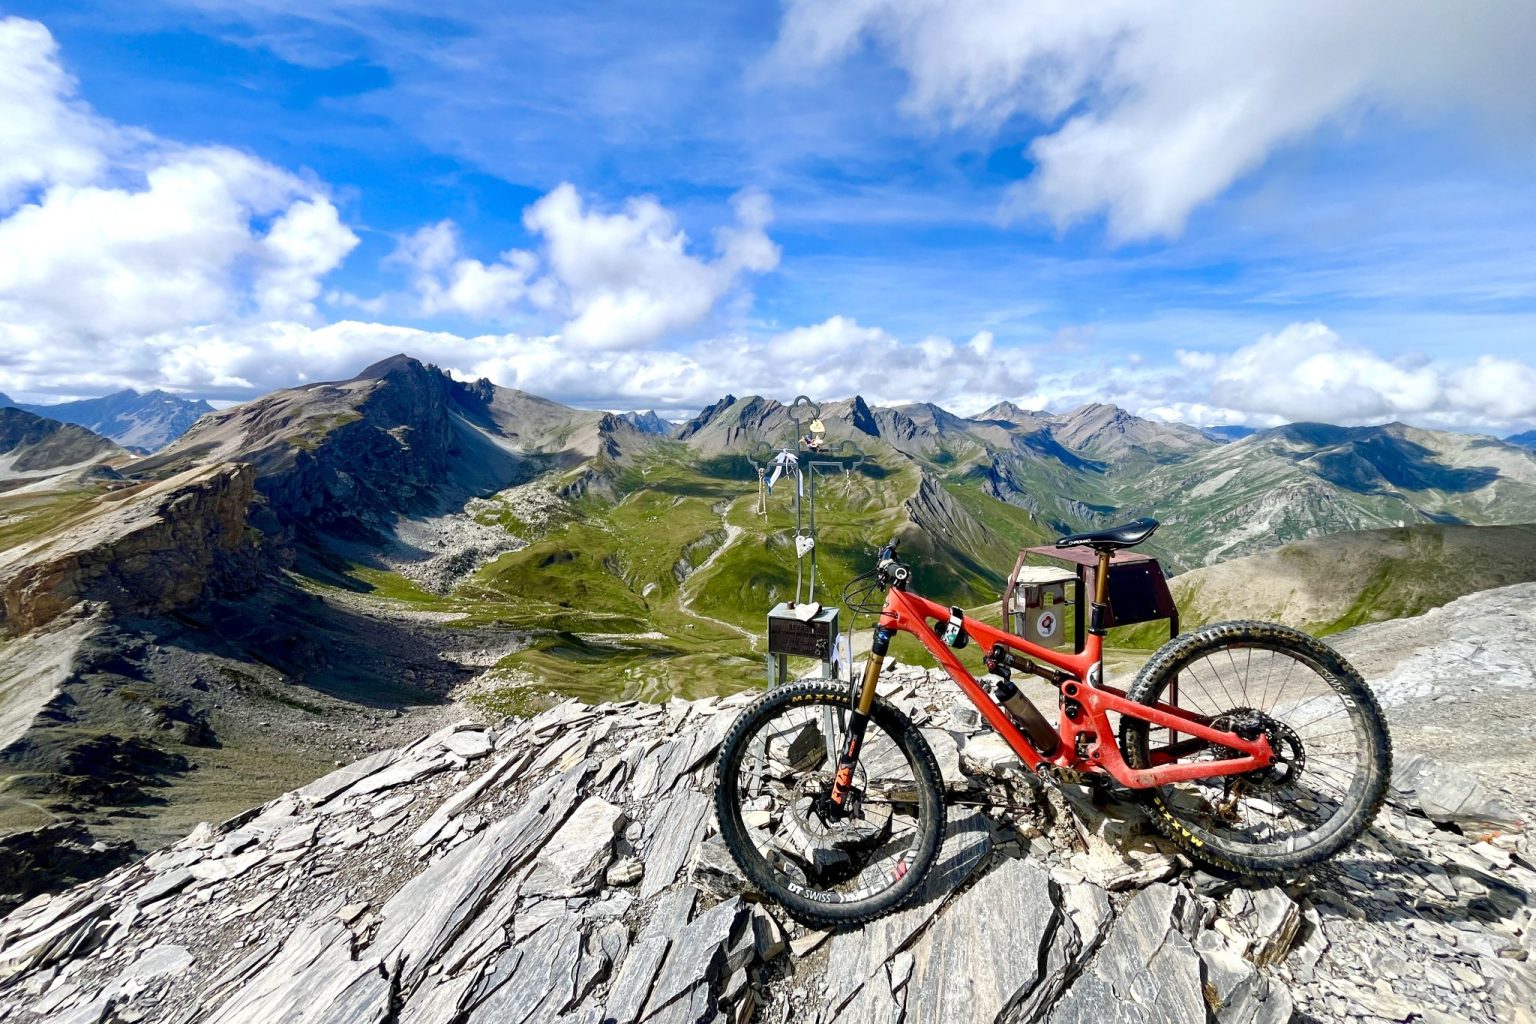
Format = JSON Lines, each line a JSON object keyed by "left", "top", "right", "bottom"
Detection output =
{"left": 866, "top": 587, "right": 1274, "bottom": 789}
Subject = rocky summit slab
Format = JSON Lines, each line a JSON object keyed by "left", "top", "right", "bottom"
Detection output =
{"left": 0, "top": 662, "right": 1531, "bottom": 1024}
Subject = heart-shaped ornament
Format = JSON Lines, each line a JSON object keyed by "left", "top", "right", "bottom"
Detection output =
{"left": 794, "top": 535, "right": 815, "bottom": 558}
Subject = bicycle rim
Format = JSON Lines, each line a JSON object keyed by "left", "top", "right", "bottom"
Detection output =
{"left": 720, "top": 692, "right": 938, "bottom": 910}
{"left": 1127, "top": 633, "right": 1383, "bottom": 863}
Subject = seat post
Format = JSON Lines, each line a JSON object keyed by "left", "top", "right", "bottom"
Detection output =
{"left": 1086, "top": 547, "right": 1113, "bottom": 640}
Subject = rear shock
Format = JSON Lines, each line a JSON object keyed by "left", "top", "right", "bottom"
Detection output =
{"left": 985, "top": 644, "right": 1061, "bottom": 756}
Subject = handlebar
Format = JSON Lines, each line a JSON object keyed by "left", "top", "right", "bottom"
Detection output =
{"left": 875, "top": 537, "right": 911, "bottom": 588}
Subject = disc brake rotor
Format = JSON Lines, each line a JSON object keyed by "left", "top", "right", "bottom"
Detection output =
{"left": 1208, "top": 708, "right": 1306, "bottom": 792}
{"left": 768, "top": 767, "right": 891, "bottom": 882}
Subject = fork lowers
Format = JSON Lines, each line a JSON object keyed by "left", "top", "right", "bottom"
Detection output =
{"left": 993, "top": 678, "right": 1060, "bottom": 756}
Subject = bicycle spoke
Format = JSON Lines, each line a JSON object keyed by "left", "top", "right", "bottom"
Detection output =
{"left": 725, "top": 696, "right": 932, "bottom": 907}
{"left": 1129, "top": 633, "right": 1380, "bottom": 860}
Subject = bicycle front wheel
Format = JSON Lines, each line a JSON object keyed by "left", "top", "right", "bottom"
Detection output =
{"left": 714, "top": 681, "right": 945, "bottom": 926}
{"left": 1119, "top": 621, "right": 1391, "bottom": 876}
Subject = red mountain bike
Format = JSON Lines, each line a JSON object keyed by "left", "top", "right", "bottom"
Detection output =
{"left": 714, "top": 519, "right": 1392, "bottom": 925}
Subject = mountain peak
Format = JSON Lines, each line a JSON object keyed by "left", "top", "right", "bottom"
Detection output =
{"left": 978, "top": 400, "right": 1041, "bottom": 424}
{"left": 675, "top": 394, "right": 738, "bottom": 441}
{"left": 848, "top": 395, "right": 878, "bottom": 435}
{"left": 619, "top": 410, "right": 673, "bottom": 436}
{"left": 355, "top": 353, "right": 431, "bottom": 381}
{"left": 1062, "top": 401, "right": 1128, "bottom": 422}
{"left": 1047, "top": 402, "right": 1211, "bottom": 461}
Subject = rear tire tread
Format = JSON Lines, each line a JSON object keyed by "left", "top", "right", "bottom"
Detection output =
{"left": 1118, "top": 620, "right": 1392, "bottom": 877}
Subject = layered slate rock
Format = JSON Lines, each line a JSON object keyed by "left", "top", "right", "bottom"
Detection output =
{"left": 904, "top": 857, "right": 1058, "bottom": 1021}
{"left": 1, "top": 665, "right": 1533, "bottom": 1024}
{"left": 1389, "top": 752, "right": 1523, "bottom": 832}
{"left": 522, "top": 796, "right": 625, "bottom": 896}
{"left": 1050, "top": 884, "right": 1207, "bottom": 1024}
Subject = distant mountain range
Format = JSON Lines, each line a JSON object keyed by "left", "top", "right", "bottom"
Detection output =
{"left": 1509, "top": 430, "right": 1536, "bottom": 450}
{"left": 672, "top": 391, "right": 1536, "bottom": 571}
{"left": 4, "top": 361, "right": 1534, "bottom": 574}
{"left": 0, "top": 389, "right": 213, "bottom": 453}
{"left": 619, "top": 409, "right": 675, "bottom": 435}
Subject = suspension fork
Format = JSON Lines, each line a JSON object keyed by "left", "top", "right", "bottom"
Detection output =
{"left": 830, "top": 626, "right": 892, "bottom": 806}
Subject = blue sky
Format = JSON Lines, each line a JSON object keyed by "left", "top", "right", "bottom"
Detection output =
{"left": 1, "top": 2, "right": 1534, "bottom": 432}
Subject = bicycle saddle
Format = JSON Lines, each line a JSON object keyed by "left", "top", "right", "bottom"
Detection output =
{"left": 1055, "top": 516, "right": 1160, "bottom": 551}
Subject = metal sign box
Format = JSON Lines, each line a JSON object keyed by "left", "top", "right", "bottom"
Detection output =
{"left": 1002, "top": 547, "right": 1179, "bottom": 654}
{"left": 766, "top": 603, "right": 840, "bottom": 659}
{"left": 1010, "top": 564, "right": 1079, "bottom": 649}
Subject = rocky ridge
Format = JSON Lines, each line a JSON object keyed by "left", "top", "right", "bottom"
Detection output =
{"left": 1, "top": 647, "right": 1532, "bottom": 1024}
{"left": 0, "top": 409, "right": 125, "bottom": 490}
{"left": 621, "top": 412, "right": 675, "bottom": 437}
{"left": 0, "top": 463, "right": 263, "bottom": 634}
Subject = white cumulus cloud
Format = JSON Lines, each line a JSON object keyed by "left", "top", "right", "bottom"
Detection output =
{"left": 1206, "top": 322, "right": 1443, "bottom": 424}
{"left": 397, "top": 220, "right": 546, "bottom": 320}
{"left": 774, "top": 1, "right": 1536, "bottom": 239}
{"left": 0, "top": 17, "right": 358, "bottom": 342}
{"left": 392, "top": 186, "right": 780, "bottom": 351}
{"left": 1114, "top": 322, "right": 1536, "bottom": 432}
{"left": 0, "top": 17, "right": 115, "bottom": 206}
{"left": 525, "top": 184, "right": 780, "bottom": 350}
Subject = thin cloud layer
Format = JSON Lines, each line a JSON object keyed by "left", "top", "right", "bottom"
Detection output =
{"left": 776, "top": 1, "right": 1536, "bottom": 239}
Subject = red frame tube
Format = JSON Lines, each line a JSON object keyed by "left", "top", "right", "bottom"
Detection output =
{"left": 878, "top": 588, "right": 1272, "bottom": 789}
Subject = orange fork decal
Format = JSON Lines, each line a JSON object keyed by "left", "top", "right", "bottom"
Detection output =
{"left": 831, "top": 764, "right": 854, "bottom": 805}
{"left": 830, "top": 737, "right": 860, "bottom": 805}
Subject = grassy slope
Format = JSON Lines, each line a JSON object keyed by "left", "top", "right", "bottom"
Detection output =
{"left": 299, "top": 426, "right": 1536, "bottom": 707}
{"left": 1118, "top": 523, "right": 1536, "bottom": 647}
{"left": 313, "top": 441, "right": 1061, "bottom": 706}
{"left": 0, "top": 488, "right": 109, "bottom": 550}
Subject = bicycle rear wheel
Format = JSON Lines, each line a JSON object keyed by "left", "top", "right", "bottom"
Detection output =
{"left": 1118, "top": 621, "right": 1391, "bottom": 875}
{"left": 714, "top": 680, "right": 945, "bottom": 926}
